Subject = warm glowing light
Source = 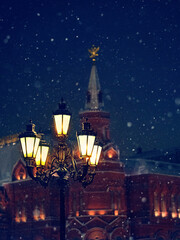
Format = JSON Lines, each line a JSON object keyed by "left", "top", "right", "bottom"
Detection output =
{"left": 20, "top": 138, "right": 26, "bottom": 157}
{"left": 154, "top": 210, "right": 160, "bottom": 217}
{"left": 76, "top": 211, "right": 79, "bottom": 217}
{"left": 15, "top": 217, "right": 20, "bottom": 223}
{"left": 108, "top": 152, "right": 113, "bottom": 158}
{"left": 35, "top": 145, "right": 49, "bottom": 166}
{"left": 21, "top": 215, "right": 27, "bottom": 222}
{"left": 114, "top": 210, "right": 118, "bottom": 216}
{"left": 34, "top": 215, "right": 39, "bottom": 221}
{"left": 172, "top": 212, "right": 177, "bottom": 218}
{"left": 39, "top": 206, "right": 46, "bottom": 220}
{"left": 20, "top": 137, "right": 40, "bottom": 158}
{"left": 77, "top": 135, "right": 95, "bottom": 158}
{"left": 161, "top": 211, "right": 168, "bottom": 218}
{"left": 88, "top": 210, "right": 96, "bottom": 216}
{"left": 17, "top": 174, "right": 26, "bottom": 180}
{"left": 27, "top": 137, "right": 39, "bottom": 157}
{"left": 98, "top": 210, "right": 106, "bottom": 215}
{"left": 40, "top": 213, "right": 45, "bottom": 220}
{"left": 33, "top": 207, "right": 40, "bottom": 221}
{"left": 54, "top": 114, "right": 71, "bottom": 136}
{"left": 90, "top": 144, "right": 102, "bottom": 166}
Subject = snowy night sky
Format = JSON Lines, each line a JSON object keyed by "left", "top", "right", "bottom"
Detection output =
{"left": 0, "top": 0, "right": 180, "bottom": 156}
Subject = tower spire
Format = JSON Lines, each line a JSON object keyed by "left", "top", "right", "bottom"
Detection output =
{"left": 85, "top": 46, "right": 104, "bottom": 110}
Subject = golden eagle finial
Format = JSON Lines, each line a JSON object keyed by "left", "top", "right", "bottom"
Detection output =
{"left": 88, "top": 45, "right": 100, "bottom": 62}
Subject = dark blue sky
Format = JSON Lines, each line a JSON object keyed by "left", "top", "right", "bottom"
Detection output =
{"left": 0, "top": 0, "right": 180, "bottom": 155}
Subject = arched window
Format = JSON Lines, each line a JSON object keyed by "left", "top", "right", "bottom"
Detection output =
{"left": 161, "top": 194, "right": 167, "bottom": 217}
{"left": 154, "top": 192, "right": 160, "bottom": 217}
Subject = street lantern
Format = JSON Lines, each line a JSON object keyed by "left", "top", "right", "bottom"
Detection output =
{"left": 90, "top": 143, "right": 102, "bottom": 166}
{"left": 19, "top": 100, "right": 100, "bottom": 240}
{"left": 53, "top": 98, "right": 71, "bottom": 137}
{"left": 35, "top": 140, "right": 49, "bottom": 167}
{"left": 77, "top": 119, "right": 96, "bottom": 159}
{"left": 19, "top": 120, "right": 41, "bottom": 160}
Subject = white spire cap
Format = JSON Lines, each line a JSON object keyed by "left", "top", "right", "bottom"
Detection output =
{"left": 85, "top": 63, "right": 104, "bottom": 110}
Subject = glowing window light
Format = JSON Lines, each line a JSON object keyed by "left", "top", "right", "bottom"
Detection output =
{"left": 154, "top": 210, "right": 160, "bottom": 217}
{"left": 161, "top": 211, "right": 168, "bottom": 218}
{"left": 114, "top": 210, "right": 118, "bottom": 216}
{"left": 88, "top": 210, "right": 96, "bottom": 216}
{"left": 172, "top": 212, "right": 177, "bottom": 218}
{"left": 98, "top": 210, "right": 106, "bottom": 215}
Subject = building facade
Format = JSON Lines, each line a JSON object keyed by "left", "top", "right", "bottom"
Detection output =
{"left": 0, "top": 59, "right": 180, "bottom": 240}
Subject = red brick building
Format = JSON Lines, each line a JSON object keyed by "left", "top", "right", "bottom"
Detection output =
{"left": 0, "top": 61, "right": 180, "bottom": 240}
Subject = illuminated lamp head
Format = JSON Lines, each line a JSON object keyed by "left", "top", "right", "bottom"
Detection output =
{"left": 35, "top": 137, "right": 49, "bottom": 167}
{"left": 19, "top": 120, "right": 41, "bottom": 162}
{"left": 76, "top": 119, "right": 96, "bottom": 159}
{"left": 53, "top": 98, "right": 71, "bottom": 138}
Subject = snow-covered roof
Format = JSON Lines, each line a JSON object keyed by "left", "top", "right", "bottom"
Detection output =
{"left": 122, "top": 156, "right": 180, "bottom": 176}
{"left": 0, "top": 140, "right": 22, "bottom": 184}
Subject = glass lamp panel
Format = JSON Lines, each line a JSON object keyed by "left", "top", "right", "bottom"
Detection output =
{"left": 33, "top": 138, "right": 40, "bottom": 158}
{"left": 87, "top": 135, "right": 95, "bottom": 156}
{"left": 26, "top": 137, "right": 35, "bottom": 157}
{"left": 96, "top": 146, "right": 102, "bottom": 165}
{"left": 90, "top": 145, "right": 97, "bottom": 166}
{"left": 62, "top": 115, "right": 70, "bottom": 135}
{"left": 78, "top": 135, "right": 87, "bottom": 157}
{"left": 54, "top": 115, "right": 63, "bottom": 135}
{"left": 90, "top": 145, "right": 102, "bottom": 166}
{"left": 41, "top": 146, "right": 49, "bottom": 165}
{"left": 20, "top": 137, "right": 27, "bottom": 158}
{"left": 35, "top": 147, "right": 41, "bottom": 166}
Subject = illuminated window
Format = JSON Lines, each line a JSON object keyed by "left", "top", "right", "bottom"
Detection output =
{"left": 114, "top": 210, "right": 118, "bottom": 216}
{"left": 40, "top": 205, "right": 45, "bottom": 220}
{"left": 15, "top": 166, "right": 26, "bottom": 180}
{"left": 21, "top": 207, "right": 27, "bottom": 222}
{"left": 178, "top": 195, "right": 180, "bottom": 218}
{"left": 161, "top": 194, "right": 167, "bottom": 217}
{"left": 171, "top": 195, "right": 177, "bottom": 218}
{"left": 154, "top": 193, "right": 160, "bottom": 217}
{"left": 33, "top": 206, "right": 40, "bottom": 221}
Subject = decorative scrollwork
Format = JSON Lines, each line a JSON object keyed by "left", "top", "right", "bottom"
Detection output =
{"left": 25, "top": 138, "right": 96, "bottom": 188}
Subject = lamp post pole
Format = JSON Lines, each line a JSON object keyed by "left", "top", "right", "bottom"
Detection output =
{"left": 19, "top": 99, "right": 102, "bottom": 240}
{"left": 58, "top": 179, "right": 67, "bottom": 240}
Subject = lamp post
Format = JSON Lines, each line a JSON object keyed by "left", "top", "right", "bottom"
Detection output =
{"left": 19, "top": 98, "right": 102, "bottom": 240}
